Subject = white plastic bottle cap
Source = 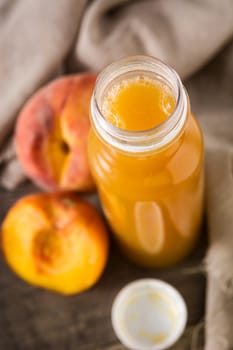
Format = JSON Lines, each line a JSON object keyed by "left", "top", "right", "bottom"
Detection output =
{"left": 111, "top": 279, "right": 187, "bottom": 350}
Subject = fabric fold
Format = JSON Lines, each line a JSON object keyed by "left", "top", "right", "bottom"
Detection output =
{"left": 0, "top": 0, "right": 88, "bottom": 187}
{"left": 204, "top": 149, "right": 233, "bottom": 350}
{"left": 75, "top": 0, "right": 233, "bottom": 78}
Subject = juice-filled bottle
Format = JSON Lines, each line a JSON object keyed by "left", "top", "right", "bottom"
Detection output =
{"left": 88, "top": 56, "right": 204, "bottom": 268}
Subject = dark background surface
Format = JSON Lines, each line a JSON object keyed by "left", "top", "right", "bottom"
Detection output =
{"left": 0, "top": 181, "right": 206, "bottom": 350}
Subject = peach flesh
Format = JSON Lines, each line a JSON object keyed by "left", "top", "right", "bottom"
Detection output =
{"left": 2, "top": 193, "right": 109, "bottom": 295}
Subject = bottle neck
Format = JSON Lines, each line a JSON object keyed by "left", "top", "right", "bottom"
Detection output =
{"left": 90, "top": 56, "right": 189, "bottom": 153}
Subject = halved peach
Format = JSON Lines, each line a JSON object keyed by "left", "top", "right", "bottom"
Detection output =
{"left": 2, "top": 193, "right": 109, "bottom": 295}
{"left": 15, "top": 74, "right": 97, "bottom": 192}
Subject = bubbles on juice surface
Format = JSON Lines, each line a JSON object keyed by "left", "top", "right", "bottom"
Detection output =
{"left": 101, "top": 75, "right": 176, "bottom": 131}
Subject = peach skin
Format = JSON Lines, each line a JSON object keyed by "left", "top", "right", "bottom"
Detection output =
{"left": 1, "top": 193, "right": 109, "bottom": 295}
{"left": 15, "top": 74, "right": 97, "bottom": 192}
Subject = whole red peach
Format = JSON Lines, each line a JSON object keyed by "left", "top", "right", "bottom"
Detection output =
{"left": 15, "top": 74, "right": 97, "bottom": 192}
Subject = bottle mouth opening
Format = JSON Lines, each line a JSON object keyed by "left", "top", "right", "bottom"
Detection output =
{"left": 90, "top": 56, "right": 188, "bottom": 153}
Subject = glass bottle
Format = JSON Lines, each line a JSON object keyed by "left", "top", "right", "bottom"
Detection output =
{"left": 88, "top": 56, "right": 204, "bottom": 268}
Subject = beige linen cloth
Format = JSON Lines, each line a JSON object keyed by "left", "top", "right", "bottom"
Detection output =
{"left": 1, "top": 0, "right": 233, "bottom": 349}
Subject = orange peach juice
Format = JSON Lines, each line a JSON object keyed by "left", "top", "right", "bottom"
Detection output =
{"left": 89, "top": 58, "right": 204, "bottom": 268}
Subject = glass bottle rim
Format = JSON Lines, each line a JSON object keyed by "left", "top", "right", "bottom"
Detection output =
{"left": 90, "top": 55, "right": 189, "bottom": 153}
